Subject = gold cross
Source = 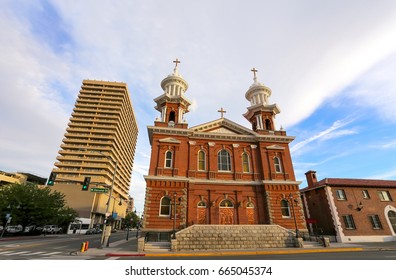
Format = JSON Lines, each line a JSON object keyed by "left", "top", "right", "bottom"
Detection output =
{"left": 251, "top": 67, "right": 258, "bottom": 79}
{"left": 173, "top": 58, "right": 181, "bottom": 67}
{"left": 218, "top": 107, "right": 226, "bottom": 118}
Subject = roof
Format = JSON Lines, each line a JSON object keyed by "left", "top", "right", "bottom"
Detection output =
{"left": 301, "top": 177, "right": 396, "bottom": 192}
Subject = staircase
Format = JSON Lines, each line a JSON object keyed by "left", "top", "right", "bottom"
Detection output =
{"left": 144, "top": 241, "right": 171, "bottom": 252}
{"left": 302, "top": 240, "right": 323, "bottom": 248}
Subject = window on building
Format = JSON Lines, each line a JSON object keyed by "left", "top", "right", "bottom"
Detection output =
{"left": 388, "top": 210, "right": 396, "bottom": 233}
{"left": 169, "top": 111, "right": 176, "bottom": 122}
{"left": 274, "top": 157, "right": 282, "bottom": 173}
{"left": 159, "top": 196, "right": 171, "bottom": 216}
{"left": 378, "top": 190, "right": 392, "bottom": 201}
{"left": 362, "top": 190, "right": 370, "bottom": 199}
{"left": 246, "top": 202, "right": 254, "bottom": 208}
{"left": 242, "top": 153, "right": 250, "bottom": 173}
{"left": 342, "top": 215, "right": 356, "bottom": 229}
{"left": 218, "top": 149, "right": 231, "bottom": 171}
{"left": 336, "top": 189, "right": 347, "bottom": 200}
{"left": 368, "top": 215, "right": 382, "bottom": 229}
{"left": 198, "top": 150, "right": 206, "bottom": 171}
{"left": 197, "top": 201, "right": 206, "bottom": 208}
{"left": 281, "top": 199, "right": 291, "bottom": 218}
{"left": 219, "top": 199, "right": 234, "bottom": 208}
{"left": 165, "top": 150, "right": 173, "bottom": 168}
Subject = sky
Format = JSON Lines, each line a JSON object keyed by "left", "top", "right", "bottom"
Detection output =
{"left": 1, "top": 0, "right": 396, "bottom": 213}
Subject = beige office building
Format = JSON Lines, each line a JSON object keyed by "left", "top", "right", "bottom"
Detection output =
{"left": 50, "top": 80, "right": 138, "bottom": 228}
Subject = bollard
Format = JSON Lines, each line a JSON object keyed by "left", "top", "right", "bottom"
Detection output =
{"left": 80, "top": 242, "right": 86, "bottom": 252}
{"left": 85, "top": 241, "right": 89, "bottom": 251}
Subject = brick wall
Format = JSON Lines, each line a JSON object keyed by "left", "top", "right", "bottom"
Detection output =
{"left": 171, "top": 224, "right": 296, "bottom": 251}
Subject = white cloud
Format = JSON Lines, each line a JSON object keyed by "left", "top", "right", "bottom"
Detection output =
{"left": 290, "top": 118, "right": 357, "bottom": 154}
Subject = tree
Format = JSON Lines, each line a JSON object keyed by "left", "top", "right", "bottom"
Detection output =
{"left": 122, "top": 211, "right": 140, "bottom": 229}
{"left": 0, "top": 183, "right": 78, "bottom": 230}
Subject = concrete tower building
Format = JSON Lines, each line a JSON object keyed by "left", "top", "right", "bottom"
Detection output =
{"left": 50, "top": 80, "right": 138, "bottom": 228}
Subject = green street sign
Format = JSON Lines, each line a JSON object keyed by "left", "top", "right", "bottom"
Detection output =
{"left": 90, "top": 188, "right": 109, "bottom": 193}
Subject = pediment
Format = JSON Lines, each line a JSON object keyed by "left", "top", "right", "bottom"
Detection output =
{"left": 158, "top": 137, "right": 181, "bottom": 144}
{"left": 190, "top": 118, "right": 257, "bottom": 136}
{"left": 266, "top": 144, "right": 285, "bottom": 150}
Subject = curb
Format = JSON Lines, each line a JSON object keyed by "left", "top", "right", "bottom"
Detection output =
{"left": 105, "top": 247, "right": 364, "bottom": 258}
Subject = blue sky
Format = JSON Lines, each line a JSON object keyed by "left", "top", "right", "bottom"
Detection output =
{"left": 1, "top": 0, "right": 396, "bottom": 213}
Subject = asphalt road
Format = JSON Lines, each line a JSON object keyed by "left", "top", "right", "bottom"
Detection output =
{"left": 0, "top": 230, "right": 133, "bottom": 260}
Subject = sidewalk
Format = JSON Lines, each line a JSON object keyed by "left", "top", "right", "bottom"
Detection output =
{"left": 78, "top": 238, "right": 396, "bottom": 258}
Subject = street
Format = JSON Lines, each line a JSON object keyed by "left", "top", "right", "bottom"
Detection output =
{"left": 1, "top": 232, "right": 396, "bottom": 260}
{"left": 0, "top": 230, "right": 135, "bottom": 260}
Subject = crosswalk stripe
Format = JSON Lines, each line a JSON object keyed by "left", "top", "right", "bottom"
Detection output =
{"left": 42, "top": 252, "right": 61, "bottom": 256}
{"left": 0, "top": 251, "right": 14, "bottom": 255}
{"left": 24, "top": 251, "right": 45, "bottom": 255}
{"left": 3, "top": 251, "right": 31, "bottom": 256}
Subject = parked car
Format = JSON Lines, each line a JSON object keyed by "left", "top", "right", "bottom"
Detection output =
{"left": 23, "top": 225, "right": 43, "bottom": 235}
{"left": 85, "top": 227, "right": 102, "bottom": 235}
{"left": 5, "top": 225, "right": 23, "bottom": 235}
{"left": 42, "top": 225, "right": 63, "bottom": 234}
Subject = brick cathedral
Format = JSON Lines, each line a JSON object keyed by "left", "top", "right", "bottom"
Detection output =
{"left": 142, "top": 60, "right": 306, "bottom": 236}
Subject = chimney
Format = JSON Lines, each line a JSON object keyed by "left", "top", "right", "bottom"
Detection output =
{"left": 305, "top": 170, "right": 318, "bottom": 188}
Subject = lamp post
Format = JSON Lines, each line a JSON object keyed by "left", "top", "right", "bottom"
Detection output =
{"left": 101, "top": 156, "right": 117, "bottom": 248}
{"left": 172, "top": 192, "right": 177, "bottom": 239}
{"left": 288, "top": 193, "right": 299, "bottom": 238}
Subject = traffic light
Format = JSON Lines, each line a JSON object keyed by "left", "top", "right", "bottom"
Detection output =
{"left": 47, "top": 172, "right": 57, "bottom": 186}
{"left": 82, "top": 177, "right": 91, "bottom": 191}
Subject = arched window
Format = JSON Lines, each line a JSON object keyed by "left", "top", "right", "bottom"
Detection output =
{"left": 219, "top": 199, "right": 234, "bottom": 208}
{"left": 169, "top": 111, "right": 176, "bottom": 122}
{"left": 198, "top": 150, "right": 206, "bottom": 171}
{"left": 274, "top": 156, "right": 282, "bottom": 173}
{"left": 388, "top": 210, "right": 396, "bottom": 234}
{"left": 265, "top": 119, "right": 272, "bottom": 130}
{"left": 246, "top": 202, "right": 254, "bottom": 208}
{"left": 242, "top": 153, "right": 250, "bottom": 173}
{"left": 165, "top": 150, "right": 173, "bottom": 168}
{"left": 281, "top": 199, "right": 291, "bottom": 217}
{"left": 159, "top": 196, "right": 171, "bottom": 216}
{"left": 218, "top": 149, "right": 231, "bottom": 171}
{"left": 197, "top": 201, "right": 206, "bottom": 208}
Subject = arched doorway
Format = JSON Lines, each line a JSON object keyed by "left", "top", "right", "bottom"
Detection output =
{"left": 197, "top": 200, "right": 207, "bottom": 224}
{"left": 219, "top": 199, "right": 234, "bottom": 225}
{"left": 246, "top": 202, "right": 255, "bottom": 224}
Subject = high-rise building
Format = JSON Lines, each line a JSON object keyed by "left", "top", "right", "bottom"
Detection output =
{"left": 50, "top": 80, "right": 138, "bottom": 228}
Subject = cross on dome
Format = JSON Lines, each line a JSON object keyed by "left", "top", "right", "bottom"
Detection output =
{"left": 251, "top": 67, "right": 258, "bottom": 83}
{"left": 173, "top": 58, "right": 180, "bottom": 74}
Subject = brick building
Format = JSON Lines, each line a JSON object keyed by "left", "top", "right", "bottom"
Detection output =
{"left": 143, "top": 61, "right": 306, "bottom": 237}
{"left": 301, "top": 171, "right": 396, "bottom": 242}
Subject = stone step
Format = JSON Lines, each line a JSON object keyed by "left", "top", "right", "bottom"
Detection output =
{"left": 144, "top": 242, "right": 171, "bottom": 252}
{"left": 303, "top": 241, "right": 323, "bottom": 248}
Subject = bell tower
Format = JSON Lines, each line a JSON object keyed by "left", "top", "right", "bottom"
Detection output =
{"left": 153, "top": 59, "right": 191, "bottom": 129}
{"left": 243, "top": 68, "right": 281, "bottom": 133}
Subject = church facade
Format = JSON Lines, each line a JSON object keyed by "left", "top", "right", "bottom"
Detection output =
{"left": 142, "top": 61, "right": 306, "bottom": 236}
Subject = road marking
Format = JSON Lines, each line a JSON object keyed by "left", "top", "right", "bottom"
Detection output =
{"left": 24, "top": 251, "right": 46, "bottom": 255}
{"left": 42, "top": 252, "right": 61, "bottom": 256}
{"left": 2, "top": 251, "right": 31, "bottom": 255}
{"left": 0, "top": 251, "right": 17, "bottom": 255}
